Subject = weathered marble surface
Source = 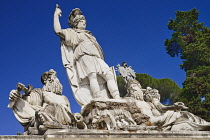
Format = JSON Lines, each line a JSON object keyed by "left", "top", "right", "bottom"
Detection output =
{"left": 8, "top": 69, "right": 86, "bottom": 135}
{"left": 116, "top": 62, "right": 136, "bottom": 84}
{"left": 81, "top": 98, "right": 149, "bottom": 131}
{"left": 0, "top": 135, "right": 44, "bottom": 140}
{"left": 44, "top": 130, "right": 210, "bottom": 139}
{"left": 54, "top": 5, "right": 120, "bottom": 107}
{"left": 8, "top": 5, "right": 210, "bottom": 136}
{"left": 116, "top": 63, "right": 210, "bottom": 131}
{"left": 80, "top": 95, "right": 210, "bottom": 132}
{"left": 9, "top": 68, "right": 210, "bottom": 135}
{"left": 3, "top": 131, "right": 210, "bottom": 140}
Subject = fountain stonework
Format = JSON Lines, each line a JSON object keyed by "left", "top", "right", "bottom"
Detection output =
{"left": 4, "top": 4, "right": 210, "bottom": 140}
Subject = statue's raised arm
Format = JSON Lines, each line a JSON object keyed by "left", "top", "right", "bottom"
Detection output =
{"left": 54, "top": 4, "right": 63, "bottom": 37}
{"left": 53, "top": 7, "right": 120, "bottom": 107}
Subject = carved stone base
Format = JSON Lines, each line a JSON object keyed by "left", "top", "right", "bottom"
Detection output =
{"left": 45, "top": 129, "right": 210, "bottom": 139}
{"left": 2, "top": 130, "right": 210, "bottom": 140}
{"left": 81, "top": 98, "right": 152, "bottom": 130}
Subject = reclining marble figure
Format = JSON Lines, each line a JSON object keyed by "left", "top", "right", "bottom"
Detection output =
{"left": 117, "top": 63, "right": 210, "bottom": 131}
{"left": 8, "top": 5, "right": 210, "bottom": 134}
{"left": 54, "top": 5, "right": 121, "bottom": 107}
{"left": 8, "top": 69, "right": 86, "bottom": 135}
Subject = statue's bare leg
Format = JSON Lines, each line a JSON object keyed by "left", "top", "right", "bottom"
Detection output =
{"left": 88, "top": 72, "right": 101, "bottom": 98}
{"left": 102, "top": 71, "right": 120, "bottom": 99}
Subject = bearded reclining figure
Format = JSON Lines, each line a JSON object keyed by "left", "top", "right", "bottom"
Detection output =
{"left": 8, "top": 69, "right": 86, "bottom": 135}
{"left": 127, "top": 80, "right": 210, "bottom": 131}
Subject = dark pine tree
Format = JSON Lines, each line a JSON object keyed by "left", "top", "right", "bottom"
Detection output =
{"left": 165, "top": 8, "right": 210, "bottom": 121}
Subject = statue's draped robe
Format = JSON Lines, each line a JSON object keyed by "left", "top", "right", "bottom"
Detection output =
{"left": 136, "top": 100, "right": 210, "bottom": 131}
{"left": 12, "top": 89, "right": 73, "bottom": 128}
{"left": 12, "top": 89, "right": 43, "bottom": 127}
{"left": 60, "top": 28, "right": 111, "bottom": 106}
{"left": 159, "top": 110, "right": 210, "bottom": 131}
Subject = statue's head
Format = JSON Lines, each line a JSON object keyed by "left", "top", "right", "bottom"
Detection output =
{"left": 127, "top": 80, "right": 144, "bottom": 101}
{"left": 68, "top": 8, "right": 86, "bottom": 30}
{"left": 127, "top": 80, "right": 142, "bottom": 90}
{"left": 122, "top": 61, "right": 128, "bottom": 67}
{"left": 144, "top": 88, "right": 160, "bottom": 102}
{"left": 41, "top": 69, "right": 63, "bottom": 95}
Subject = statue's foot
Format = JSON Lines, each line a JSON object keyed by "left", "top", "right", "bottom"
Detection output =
{"left": 43, "top": 122, "right": 65, "bottom": 129}
{"left": 113, "top": 94, "right": 122, "bottom": 99}
{"left": 24, "top": 126, "right": 39, "bottom": 135}
{"left": 94, "top": 96, "right": 104, "bottom": 99}
{"left": 94, "top": 91, "right": 103, "bottom": 98}
{"left": 111, "top": 90, "right": 122, "bottom": 99}
{"left": 35, "top": 111, "right": 45, "bottom": 124}
{"left": 37, "top": 125, "right": 48, "bottom": 135}
{"left": 38, "top": 112, "right": 45, "bottom": 122}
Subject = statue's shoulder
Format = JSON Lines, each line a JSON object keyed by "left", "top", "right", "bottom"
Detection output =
{"left": 31, "top": 88, "right": 43, "bottom": 95}
{"left": 65, "top": 28, "right": 76, "bottom": 32}
{"left": 66, "top": 28, "right": 72, "bottom": 31}
{"left": 61, "top": 94, "right": 69, "bottom": 100}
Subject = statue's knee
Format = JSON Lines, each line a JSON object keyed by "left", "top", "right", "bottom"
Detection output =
{"left": 105, "top": 71, "right": 114, "bottom": 80}
{"left": 88, "top": 72, "right": 97, "bottom": 80}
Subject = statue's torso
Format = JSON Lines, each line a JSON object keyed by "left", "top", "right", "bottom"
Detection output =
{"left": 43, "top": 91, "right": 68, "bottom": 107}
{"left": 64, "top": 29, "right": 101, "bottom": 60}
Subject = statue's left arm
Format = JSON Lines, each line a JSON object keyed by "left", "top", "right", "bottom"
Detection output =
{"left": 152, "top": 99, "right": 188, "bottom": 112}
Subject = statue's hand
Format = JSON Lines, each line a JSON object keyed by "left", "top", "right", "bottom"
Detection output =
{"left": 55, "top": 4, "right": 62, "bottom": 17}
{"left": 9, "top": 90, "right": 21, "bottom": 101}
{"left": 36, "top": 111, "right": 45, "bottom": 124}
{"left": 174, "top": 102, "right": 188, "bottom": 110}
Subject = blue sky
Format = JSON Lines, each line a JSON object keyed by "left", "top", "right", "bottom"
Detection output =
{"left": 1, "top": 0, "right": 210, "bottom": 135}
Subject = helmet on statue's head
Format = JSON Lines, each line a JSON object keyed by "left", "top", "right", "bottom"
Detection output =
{"left": 68, "top": 8, "right": 86, "bottom": 28}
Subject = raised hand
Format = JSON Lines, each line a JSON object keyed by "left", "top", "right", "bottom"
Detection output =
{"left": 55, "top": 4, "right": 62, "bottom": 17}
{"left": 174, "top": 102, "right": 188, "bottom": 110}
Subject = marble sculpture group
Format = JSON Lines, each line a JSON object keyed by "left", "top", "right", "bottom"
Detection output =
{"left": 8, "top": 5, "right": 210, "bottom": 135}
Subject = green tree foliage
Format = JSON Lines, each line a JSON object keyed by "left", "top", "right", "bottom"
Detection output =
{"left": 117, "top": 73, "right": 181, "bottom": 104}
{"left": 117, "top": 76, "right": 127, "bottom": 97}
{"left": 165, "top": 8, "right": 210, "bottom": 120}
{"left": 165, "top": 8, "right": 210, "bottom": 71}
{"left": 177, "top": 66, "right": 210, "bottom": 121}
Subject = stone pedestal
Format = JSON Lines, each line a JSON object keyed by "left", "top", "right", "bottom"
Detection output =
{"left": 44, "top": 129, "right": 210, "bottom": 140}
{"left": 2, "top": 130, "right": 210, "bottom": 140}
{"left": 81, "top": 98, "right": 149, "bottom": 130}
{"left": 0, "top": 135, "right": 44, "bottom": 140}
{"left": 0, "top": 129, "right": 210, "bottom": 140}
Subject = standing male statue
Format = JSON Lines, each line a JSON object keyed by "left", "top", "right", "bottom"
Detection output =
{"left": 54, "top": 5, "right": 120, "bottom": 107}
